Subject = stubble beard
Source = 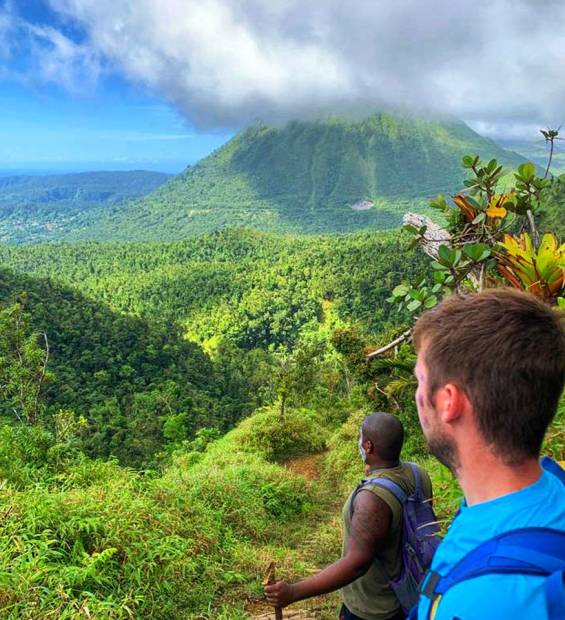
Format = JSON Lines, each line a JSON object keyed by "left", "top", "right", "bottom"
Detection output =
{"left": 426, "top": 425, "right": 460, "bottom": 473}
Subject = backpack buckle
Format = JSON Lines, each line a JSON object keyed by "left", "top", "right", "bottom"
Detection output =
{"left": 420, "top": 570, "right": 441, "bottom": 598}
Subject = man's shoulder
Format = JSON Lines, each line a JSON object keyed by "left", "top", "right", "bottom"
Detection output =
{"left": 421, "top": 471, "right": 565, "bottom": 619}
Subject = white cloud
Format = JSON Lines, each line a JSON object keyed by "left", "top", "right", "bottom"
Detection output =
{"left": 12, "top": 0, "right": 565, "bottom": 131}
{"left": 0, "top": 3, "right": 102, "bottom": 93}
{"left": 24, "top": 22, "right": 102, "bottom": 92}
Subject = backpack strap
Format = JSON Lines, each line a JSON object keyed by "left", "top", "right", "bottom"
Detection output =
{"left": 358, "top": 476, "right": 408, "bottom": 505}
{"left": 349, "top": 475, "right": 407, "bottom": 518}
{"left": 541, "top": 456, "right": 565, "bottom": 485}
{"left": 407, "top": 462, "right": 423, "bottom": 498}
{"left": 546, "top": 569, "right": 565, "bottom": 620}
{"left": 420, "top": 528, "right": 565, "bottom": 620}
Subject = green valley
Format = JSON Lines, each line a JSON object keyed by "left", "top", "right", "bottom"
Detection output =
{"left": 0, "top": 229, "right": 428, "bottom": 348}
{"left": 0, "top": 171, "right": 170, "bottom": 243}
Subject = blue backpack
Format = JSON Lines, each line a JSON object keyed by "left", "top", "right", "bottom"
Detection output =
{"left": 409, "top": 457, "right": 565, "bottom": 620}
{"left": 352, "top": 462, "right": 441, "bottom": 614}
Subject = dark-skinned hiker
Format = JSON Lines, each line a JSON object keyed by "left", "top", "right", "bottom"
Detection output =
{"left": 265, "top": 412, "right": 439, "bottom": 620}
{"left": 410, "top": 289, "right": 565, "bottom": 620}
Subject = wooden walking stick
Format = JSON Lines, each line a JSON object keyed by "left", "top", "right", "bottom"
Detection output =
{"left": 264, "top": 561, "right": 283, "bottom": 620}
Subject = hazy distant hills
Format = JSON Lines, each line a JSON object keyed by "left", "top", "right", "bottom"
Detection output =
{"left": 64, "top": 113, "right": 526, "bottom": 241}
{"left": 0, "top": 114, "right": 530, "bottom": 242}
{"left": 0, "top": 170, "right": 170, "bottom": 243}
{"left": 496, "top": 138, "right": 565, "bottom": 176}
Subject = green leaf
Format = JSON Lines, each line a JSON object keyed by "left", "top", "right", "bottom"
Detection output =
{"left": 424, "top": 296, "right": 438, "bottom": 309}
{"left": 472, "top": 212, "right": 486, "bottom": 225}
{"left": 462, "top": 155, "right": 475, "bottom": 168}
{"left": 403, "top": 224, "right": 420, "bottom": 235}
{"left": 407, "top": 299, "right": 422, "bottom": 312}
{"left": 432, "top": 262, "right": 448, "bottom": 271}
{"left": 517, "top": 162, "right": 536, "bottom": 181}
{"left": 392, "top": 284, "right": 409, "bottom": 298}
{"left": 463, "top": 243, "right": 491, "bottom": 262}
{"left": 466, "top": 196, "right": 483, "bottom": 210}
{"left": 438, "top": 244, "right": 453, "bottom": 265}
{"left": 486, "top": 159, "right": 498, "bottom": 173}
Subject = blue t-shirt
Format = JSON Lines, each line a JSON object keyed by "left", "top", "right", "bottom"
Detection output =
{"left": 417, "top": 469, "right": 565, "bottom": 620}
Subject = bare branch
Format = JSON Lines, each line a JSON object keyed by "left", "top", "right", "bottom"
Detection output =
{"left": 366, "top": 329, "right": 411, "bottom": 359}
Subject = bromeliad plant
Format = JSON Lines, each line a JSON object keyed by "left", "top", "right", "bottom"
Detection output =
{"left": 389, "top": 155, "right": 564, "bottom": 314}
{"left": 497, "top": 232, "right": 565, "bottom": 306}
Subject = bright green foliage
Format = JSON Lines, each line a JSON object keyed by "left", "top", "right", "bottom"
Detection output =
{"left": 223, "top": 406, "right": 328, "bottom": 462}
{"left": 0, "top": 267, "right": 268, "bottom": 468}
{"left": 497, "top": 232, "right": 564, "bottom": 302}
{"left": 0, "top": 229, "right": 428, "bottom": 347}
{"left": 0, "top": 408, "right": 317, "bottom": 619}
{"left": 0, "top": 301, "right": 52, "bottom": 425}
{"left": 0, "top": 229, "right": 430, "bottom": 466}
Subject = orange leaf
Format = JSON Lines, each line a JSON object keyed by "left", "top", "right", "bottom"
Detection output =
{"left": 498, "top": 264, "right": 522, "bottom": 290}
{"left": 453, "top": 195, "right": 477, "bottom": 223}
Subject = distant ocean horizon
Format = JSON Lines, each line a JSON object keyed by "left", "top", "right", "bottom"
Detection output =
{"left": 0, "top": 162, "right": 186, "bottom": 176}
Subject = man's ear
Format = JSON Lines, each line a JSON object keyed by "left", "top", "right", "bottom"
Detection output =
{"left": 436, "top": 383, "right": 468, "bottom": 423}
{"left": 365, "top": 439, "right": 375, "bottom": 454}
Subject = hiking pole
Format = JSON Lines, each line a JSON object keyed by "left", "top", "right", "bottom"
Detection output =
{"left": 264, "top": 561, "right": 283, "bottom": 620}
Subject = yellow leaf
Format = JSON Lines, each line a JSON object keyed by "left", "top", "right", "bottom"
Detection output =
{"left": 486, "top": 194, "right": 510, "bottom": 219}
{"left": 486, "top": 204, "right": 507, "bottom": 218}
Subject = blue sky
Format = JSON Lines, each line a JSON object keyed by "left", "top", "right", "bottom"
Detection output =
{"left": 0, "top": 1, "right": 232, "bottom": 173}
{"left": 0, "top": 80, "right": 231, "bottom": 173}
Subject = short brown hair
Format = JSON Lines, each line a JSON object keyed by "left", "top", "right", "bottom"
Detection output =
{"left": 413, "top": 289, "right": 565, "bottom": 464}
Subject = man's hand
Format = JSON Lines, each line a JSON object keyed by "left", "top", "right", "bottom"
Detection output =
{"left": 264, "top": 580, "right": 296, "bottom": 608}
{"left": 262, "top": 491, "right": 391, "bottom": 608}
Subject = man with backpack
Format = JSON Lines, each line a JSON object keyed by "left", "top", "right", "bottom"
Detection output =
{"left": 411, "top": 289, "right": 565, "bottom": 620}
{"left": 265, "top": 412, "right": 438, "bottom": 620}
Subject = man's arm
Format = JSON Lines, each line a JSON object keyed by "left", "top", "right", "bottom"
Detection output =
{"left": 264, "top": 490, "right": 392, "bottom": 608}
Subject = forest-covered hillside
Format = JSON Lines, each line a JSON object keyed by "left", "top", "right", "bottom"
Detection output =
{"left": 0, "top": 267, "right": 275, "bottom": 468}
{"left": 0, "top": 171, "right": 170, "bottom": 243}
{"left": 57, "top": 114, "right": 527, "bottom": 241}
{"left": 0, "top": 230, "right": 429, "bottom": 470}
{"left": 0, "top": 229, "right": 428, "bottom": 347}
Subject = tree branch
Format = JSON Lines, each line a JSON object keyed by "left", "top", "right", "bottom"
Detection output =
{"left": 366, "top": 330, "right": 411, "bottom": 359}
